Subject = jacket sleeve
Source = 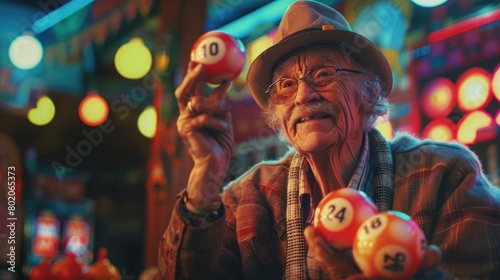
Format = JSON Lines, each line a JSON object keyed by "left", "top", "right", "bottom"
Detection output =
{"left": 393, "top": 144, "right": 500, "bottom": 279}
{"left": 431, "top": 153, "right": 500, "bottom": 279}
{"left": 155, "top": 191, "right": 242, "bottom": 280}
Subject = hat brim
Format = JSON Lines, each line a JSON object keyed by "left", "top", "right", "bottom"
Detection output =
{"left": 247, "top": 29, "right": 393, "bottom": 110}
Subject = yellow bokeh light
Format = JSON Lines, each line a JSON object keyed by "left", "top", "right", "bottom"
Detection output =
{"left": 429, "top": 125, "right": 453, "bottom": 142}
{"left": 137, "top": 106, "right": 157, "bottom": 138}
{"left": 457, "top": 68, "right": 491, "bottom": 112}
{"left": 495, "top": 110, "right": 500, "bottom": 126}
{"left": 421, "top": 78, "right": 455, "bottom": 119}
{"left": 28, "top": 96, "right": 55, "bottom": 126}
{"left": 115, "top": 38, "right": 152, "bottom": 79}
{"left": 430, "top": 86, "right": 452, "bottom": 109}
{"left": 9, "top": 35, "right": 44, "bottom": 70}
{"left": 493, "top": 64, "right": 500, "bottom": 102}
{"left": 457, "top": 111, "right": 493, "bottom": 144}
{"left": 79, "top": 93, "right": 109, "bottom": 126}
{"left": 376, "top": 119, "right": 393, "bottom": 140}
{"left": 422, "top": 118, "right": 456, "bottom": 142}
{"left": 248, "top": 35, "right": 273, "bottom": 63}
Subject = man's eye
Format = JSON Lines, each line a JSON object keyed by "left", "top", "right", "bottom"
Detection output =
{"left": 279, "top": 78, "right": 296, "bottom": 88}
{"left": 314, "top": 69, "right": 334, "bottom": 78}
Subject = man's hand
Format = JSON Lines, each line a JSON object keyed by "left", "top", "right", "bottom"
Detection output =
{"left": 304, "top": 226, "right": 443, "bottom": 279}
{"left": 175, "top": 61, "right": 234, "bottom": 213}
{"left": 304, "top": 226, "right": 359, "bottom": 279}
{"left": 346, "top": 245, "right": 442, "bottom": 280}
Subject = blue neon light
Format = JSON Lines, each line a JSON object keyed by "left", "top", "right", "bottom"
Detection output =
{"left": 32, "top": 0, "right": 95, "bottom": 34}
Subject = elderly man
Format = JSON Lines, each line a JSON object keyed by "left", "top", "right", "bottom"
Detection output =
{"left": 156, "top": 1, "right": 500, "bottom": 279}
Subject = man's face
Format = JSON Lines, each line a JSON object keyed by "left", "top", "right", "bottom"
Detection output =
{"left": 272, "top": 47, "right": 366, "bottom": 154}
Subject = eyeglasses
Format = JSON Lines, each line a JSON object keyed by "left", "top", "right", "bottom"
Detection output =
{"left": 265, "top": 66, "right": 367, "bottom": 104}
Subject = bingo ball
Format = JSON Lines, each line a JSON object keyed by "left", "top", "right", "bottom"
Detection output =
{"left": 190, "top": 31, "right": 246, "bottom": 84}
{"left": 353, "top": 211, "right": 427, "bottom": 280}
{"left": 313, "top": 188, "right": 378, "bottom": 248}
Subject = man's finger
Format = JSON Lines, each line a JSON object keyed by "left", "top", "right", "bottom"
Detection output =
{"left": 422, "top": 244, "right": 442, "bottom": 270}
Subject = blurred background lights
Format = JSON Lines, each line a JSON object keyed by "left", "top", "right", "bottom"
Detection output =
{"left": 421, "top": 77, "right": 455, "bottom": 119}
{"left": 9, "top": 35, "right": 44, "bottom": 70}
{"left": 496, "top": 110, "right": 500, "bottom": 126}
{"left": 114, "top": 38, "right": 152, "bottom": 79}
{"left": 422, "top": 118, "right": 455, "bottom": 142}
{"left": 457, "top": 111, "right": 493, "bottom": 144}
{"left": 492, "top": 63, "right": 500, "bottom": 102}
{"left": 137, "top": 106, "right": 157, "bottom": 138}
{"left": 410, "top": 0, "right": 448, "bottom": 8}
{"left": 457, "top": 67, "right": 491, "bottom": 112}
{"left": 79, "top": 91, "right": 109, "bottom": 126}
{"left": 376, "top": 117, "right": 393, "bottom": 140}
{"left": 28, "top": 96, "right": 55, "bottom": 126}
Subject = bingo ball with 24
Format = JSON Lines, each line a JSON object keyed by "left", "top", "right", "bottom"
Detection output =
{"left": 190, "top": 31, "right": 246, "bottom": 84}
{"left": 313, "top": 188, "right": 378, "bottom": 248}
{"left": 353, "top": 211, "right": 427, "bottom": 280}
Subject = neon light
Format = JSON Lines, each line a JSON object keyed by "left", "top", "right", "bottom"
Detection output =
{"left": 33, "top": 0, "right": 95, "bottom": 33}
{"left": 428, "top": 9, "right": 500, "bottom": 43}
{"left": 216, "top": 0, "right": 295, "bottom": 39}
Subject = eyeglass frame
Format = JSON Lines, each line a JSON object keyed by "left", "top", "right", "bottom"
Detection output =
{"left": 265, "top": 66, "right": 367, "bottom": 105}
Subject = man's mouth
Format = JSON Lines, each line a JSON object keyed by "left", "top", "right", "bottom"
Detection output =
{"left": 298, "top": 114, "right": 330, "bottom": 123}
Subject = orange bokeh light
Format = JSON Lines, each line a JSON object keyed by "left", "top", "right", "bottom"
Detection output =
{"left": 495, "top": 109, "right": 500, "bottom": 126}
{"left": 457, "top": 67, "right": 492, "bottom": 112}
{"left": 422, "top": 118, "right": 456, "bottom": 142}
{"left": 78, "top": 91, "right": 109, "bottom": 126}
{"left": 420, "top": 77, "right": 456, "bottom": 119}
{"left": 457, "top": 110, "right": 493, "bottom": 144}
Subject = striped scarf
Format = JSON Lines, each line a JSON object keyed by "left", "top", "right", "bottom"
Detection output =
{"left": 285, "top": 129, "right": 395, "bottom": 279}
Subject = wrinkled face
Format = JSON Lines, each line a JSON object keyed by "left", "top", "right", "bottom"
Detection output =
{"left": 271, "top": 46, "right": 367, "bottom": 153}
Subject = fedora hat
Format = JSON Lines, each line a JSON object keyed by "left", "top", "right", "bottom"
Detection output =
{"left": 246, "top": 0, "right": 393, "bottom": 110}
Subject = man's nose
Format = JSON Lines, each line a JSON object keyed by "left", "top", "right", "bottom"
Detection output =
{"left": 294, "top": 80, "right": 320, "bottom": 105}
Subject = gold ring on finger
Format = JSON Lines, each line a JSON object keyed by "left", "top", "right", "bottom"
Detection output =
{"left": 187, "top": 100, "right": 197, "bottom": 116}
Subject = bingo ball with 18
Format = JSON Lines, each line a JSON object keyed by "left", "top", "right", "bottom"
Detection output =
{"left": 314, "top": 188, "right": 378, "bottom": 248}
{"left": 190, "top": 31, "right": 246, "bottom": 84}
{"left": 353, "top": 211, "right": 427, "bottom": 280}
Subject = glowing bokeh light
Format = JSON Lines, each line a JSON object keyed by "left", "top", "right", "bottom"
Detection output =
{"left": 376, "top": 119, "right": 393, "bottom": 140}
{"left": 248, "top": 34, "right": 273, "bottom": 63}
{"left": 137, "top": 106, "right": 157, "bottom": 138}
{"left": 411, "top": 0, "right": 448, "bottom": 8}
{"left": 496, "top": 110, "right": 500, "bottom": 126}
{"left": 78, "top": 92, "right": 109, "bottom": 126}
{"left": 457, "top": 111, "right": 493, "bottom": 144}
{"left": 457, "top": 67, "right": 491, "bottom": 112}
{"left": 420, "top": 77, "right": 455, "bottom": 119}
{"left": 422, "top": 118, "right": 456, "bottom": 142}
{"left": 28, "top": 96, "right": 55, "bottom": 126}
{"left": 492, "top": 63, "right": 500, "bottom": 102}
{"left": 115, "top": 38, "right": 152, "bottom": 79}
{"left": 9, "top": 35, "right": 43, "bottom": 69}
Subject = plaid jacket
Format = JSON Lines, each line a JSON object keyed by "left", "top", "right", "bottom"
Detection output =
{"left": 156, "top": 134, "right": 500, "bottom": 279}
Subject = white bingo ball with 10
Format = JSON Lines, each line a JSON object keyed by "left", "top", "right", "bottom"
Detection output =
{"left": 190, "top": 31, "right": 246, "bottom": 84}
{"left": 353, "top": 211, "right": 427, "bottom": 280}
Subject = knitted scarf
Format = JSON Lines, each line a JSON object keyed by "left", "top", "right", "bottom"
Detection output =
{"left": 285, "top": 129, "right": 395, "bottom": 279}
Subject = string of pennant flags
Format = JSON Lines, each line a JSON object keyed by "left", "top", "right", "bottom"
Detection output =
{"left": 43, "top": 0, "right": 154, "bottom": 65}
